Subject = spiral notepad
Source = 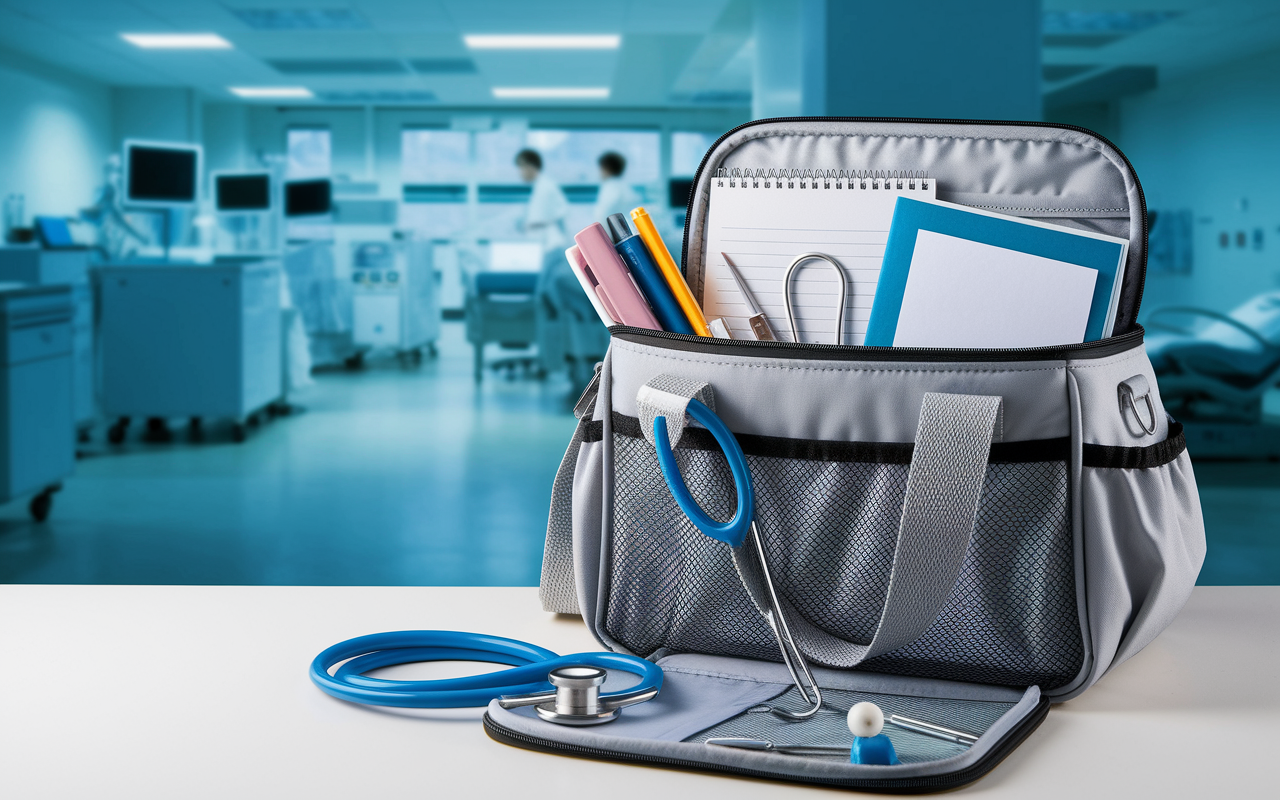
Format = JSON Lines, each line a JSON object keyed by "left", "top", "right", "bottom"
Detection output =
{"left": 703, "top": 168, "right": 935, "bottom": 345}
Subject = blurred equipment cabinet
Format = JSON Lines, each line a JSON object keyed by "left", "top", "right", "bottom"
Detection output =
{"left": 0, "top": 284, "right": 74, "bottom": 520}
{"left": 98, "top": 262, "right": 282, "bottom": 443}
{"left": 0, "top": 247, "right": 94, "bottom": 433}
{"left": 349, "top": 239, "right": 439, "bottom": 362}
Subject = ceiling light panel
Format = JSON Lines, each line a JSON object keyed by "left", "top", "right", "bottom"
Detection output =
{"left": 465, "top": 35, "right": 620, "bottom": 50}
{"left": 122, "top": 33, "right": 233, "bottom": 49}
{"left": 229, "top": 86, "right": 314, "bottom": 98}
{"left": 491, "top": 87, "right": 610, "bottom": 100}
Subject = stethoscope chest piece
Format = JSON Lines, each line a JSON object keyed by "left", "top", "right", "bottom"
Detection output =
{"left": 535, "top": 666, "right": 619, "bottom": 726}
{"left": 498, "top": 663, "right": 659, "bottom": 726}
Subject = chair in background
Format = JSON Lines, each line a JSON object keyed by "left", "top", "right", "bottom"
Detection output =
{"left": 464, "top": 271, "right": 539, "bottom": 382}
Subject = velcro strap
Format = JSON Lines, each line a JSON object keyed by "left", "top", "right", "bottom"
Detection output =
{"left": 636, "top": 376, "right": 715, "bottom": 448}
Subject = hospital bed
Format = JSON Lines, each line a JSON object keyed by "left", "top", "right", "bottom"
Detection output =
{"left": 1145, "top": 291, "right": 1280, "bottom": 457}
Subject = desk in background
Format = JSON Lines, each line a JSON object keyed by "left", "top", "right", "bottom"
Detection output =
{"left": 0, "top": 585, "right": 1271, "bottom": 799}
{"left": 0, "top": 247, "right": 93, "bottom": 432}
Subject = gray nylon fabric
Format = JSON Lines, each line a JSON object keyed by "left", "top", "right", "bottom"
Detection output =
{"left": 485, "top": 653, "right": 1044, "bottom": 782}
{"left": 688, "top": 686, "right": 1014, "bottom": 764}
{"left": 729, "top": 393, "right": 1002, "bottom": 669}
{"left": 627, "top": 384, "right": 1002, "bottom": 675}
{"left": 609, "top": 336, "right": 1058, "bottom": 443}
{"left": 868, "top": 393, "right": 1003, "bottom": 659}
{"left": 538, "top": 414, "right": 586, "bottom": 614}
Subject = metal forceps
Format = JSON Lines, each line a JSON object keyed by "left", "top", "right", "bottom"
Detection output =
{"left": 651, "top": 396, "right": 823, "bottom": 721}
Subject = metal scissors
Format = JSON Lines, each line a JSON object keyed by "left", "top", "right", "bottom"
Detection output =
{"left": 651, "top": 396, "right": 823, "bottom": 721}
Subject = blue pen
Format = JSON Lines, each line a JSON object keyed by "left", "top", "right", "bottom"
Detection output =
{"left": 605, "top": 213, "right": 695, "bottom": 335}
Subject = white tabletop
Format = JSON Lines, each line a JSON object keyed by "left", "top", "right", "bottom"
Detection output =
{"left": 0, "top": 585, "right": 1273, "bottom": 798}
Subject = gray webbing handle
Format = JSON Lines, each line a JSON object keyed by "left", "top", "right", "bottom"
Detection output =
{"left": 733, "top": 391, "right": 1002, "bottom": 667}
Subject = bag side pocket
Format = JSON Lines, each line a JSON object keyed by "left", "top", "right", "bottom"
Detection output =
{"left": 1080, "top": 423, "right": 1206, "bottom": 677}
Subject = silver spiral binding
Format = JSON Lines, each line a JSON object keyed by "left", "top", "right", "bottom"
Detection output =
{"left": 714, "top": 168, "right": 929, "bottom": 191}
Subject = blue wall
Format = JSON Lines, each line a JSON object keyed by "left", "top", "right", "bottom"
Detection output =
{"left": 0, "top": 48, "right": 110, "bottom": 220}
{"left": 1122, "top": 47, "right": 1280, "bottom": 318}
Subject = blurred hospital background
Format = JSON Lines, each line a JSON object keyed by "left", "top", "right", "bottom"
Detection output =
{"left": 0, "top": 0, "right": 1275, "bottom": 586}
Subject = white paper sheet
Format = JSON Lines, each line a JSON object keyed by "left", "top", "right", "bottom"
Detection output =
{"left": 891, "top": 230, "right": 1100, "bottom": 348}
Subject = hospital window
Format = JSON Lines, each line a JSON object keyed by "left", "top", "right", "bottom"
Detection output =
{"left": 400, "top": 127, "right": 661, "bottom": 241}
{"left": 287, "top": 128, "right": 332, "bottom": 179}
{"left": 671, "top": 131, "right": 719, "bottom": 177}
{"left": 472, "top": 129, "right": 660, "bottom": 185}
{"left": 400, "top": 128, "right": 471, "bottom": 185}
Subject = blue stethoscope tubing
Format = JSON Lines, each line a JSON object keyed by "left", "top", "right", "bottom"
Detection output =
{"left": 310, "top": 630, "right": 663, "bottom": 709}
{"left": 652, "top": 398, "right": 754, "bottom": 548}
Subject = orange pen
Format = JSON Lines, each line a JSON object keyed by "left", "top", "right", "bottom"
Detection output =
{"left": 630, "top": 206, "right": 711, "bottom": 336}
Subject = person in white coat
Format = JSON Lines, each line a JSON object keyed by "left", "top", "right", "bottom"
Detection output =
{"left": 593, "top": 151, "right": 639, "bottom": 224}
{"left": 516, "top": 148, "right": 568, "bottom": 254}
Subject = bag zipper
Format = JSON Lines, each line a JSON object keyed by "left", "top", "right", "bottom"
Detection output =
{"left": 610, "top": 324, "right": 1145, "bottom": 363}
{"left": 678, "top": 116, "right": 1149, "bottom": 330}
{"left": 483, "top": 696, "right": 1050, "bottom": 793}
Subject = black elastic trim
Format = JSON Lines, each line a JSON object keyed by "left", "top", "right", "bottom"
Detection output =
{"left": 1081, "top": 421, "right": 1186, "bottom": 469}
{"left": 584, "top": 412, "right": 1069, "bottom": 465}
{"left": 585, "top": 415, "right": 1187, "bottom": 469}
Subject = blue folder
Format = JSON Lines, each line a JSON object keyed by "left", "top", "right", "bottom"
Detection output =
{"left": 864, "top": 198, "right": 1128, "bottom": 346}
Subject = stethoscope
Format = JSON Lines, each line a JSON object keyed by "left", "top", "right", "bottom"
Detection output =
{"left": 311, "top": 393, "right": 822, "bottom": 725}
{"left": 652, "top": 396, "right": 824, "bottom": 720}
{"left": 310, "top": 629, "right": 662, "bottom": 726}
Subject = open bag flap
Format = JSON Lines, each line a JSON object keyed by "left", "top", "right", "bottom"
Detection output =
{"left": 682, "top": 119, "right": 1147, "bottom": 336}
{"left": 484, "top": 653, "right": 1047, "bottom": 792}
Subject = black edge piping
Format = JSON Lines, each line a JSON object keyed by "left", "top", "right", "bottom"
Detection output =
{"left": 678, "top": 116, "right": 1148, "bottom": 336}
{"left": 609, "top": 325, "right": 1146, "bottom": 363}
{"left": 587, "top": 413, "right": 1185, "bottom": 469}
{"left": 484, "top": 697, "right": 1050, "bottom": 795}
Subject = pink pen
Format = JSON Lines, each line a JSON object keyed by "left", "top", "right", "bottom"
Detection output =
{"left": 573, "top": 223, "right": 662, "bottom": 330}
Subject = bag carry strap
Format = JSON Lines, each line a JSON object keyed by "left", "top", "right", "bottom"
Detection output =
{"left": 732, "top": 392, "right": 1002, "bottom": 667}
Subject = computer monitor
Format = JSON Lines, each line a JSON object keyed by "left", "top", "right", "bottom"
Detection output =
{"left": 214, "top": 172, "right": 272, "bottom": 212}
{"left": 668, "top": 178, "right": 693, "bottom": 209}
{"left": 123, "top": 140, "right": 202, "bottom": 207}
{"left": 285, "top": 179, "right": 332, "bottom": 217}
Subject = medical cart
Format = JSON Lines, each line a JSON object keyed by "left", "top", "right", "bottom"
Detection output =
{"left": 0, "top": 247, "right": 94, "bottom": 434}
{"left": 283, "top": 241, "right": 367, "bottom": 370}
{"left": 0, "top": 284, "right": 74, "bottom": 520}
{"left": 98, "top": 261, "right": 282, "bottom": 443}
{"left": 348, "top": 238, "right": 439, "bottom": 363}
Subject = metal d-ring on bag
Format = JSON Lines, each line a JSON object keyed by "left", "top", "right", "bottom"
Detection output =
{"left": 636, "top": 375, "right": 1003, "bottom": 722}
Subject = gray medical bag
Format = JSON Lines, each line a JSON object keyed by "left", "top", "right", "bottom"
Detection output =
{"left": 486, "top": 118, "right": 1207, "bottom": 792}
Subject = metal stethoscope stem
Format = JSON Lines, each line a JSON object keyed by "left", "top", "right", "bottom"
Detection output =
{"left": 749, "top": 520, "right": 824, "bottom": 720}
{"left": 653, "top": 398, "right": 824, "bottom": 721}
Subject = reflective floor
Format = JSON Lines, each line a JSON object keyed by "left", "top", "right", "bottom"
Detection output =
{"left": 0, "top": 322, "right": 1275, "bottom": 585}
{"left": 0, "top": 324, "right": 578, "bottom": 585}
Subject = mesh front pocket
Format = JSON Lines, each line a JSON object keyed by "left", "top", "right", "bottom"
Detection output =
{"left": 605, "top": 426, "right": 1084, "bottom": 689}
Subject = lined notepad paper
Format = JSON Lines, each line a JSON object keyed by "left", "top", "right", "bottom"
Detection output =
{"left": 703, "top": 175, "right": 935, "bottom": 345}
